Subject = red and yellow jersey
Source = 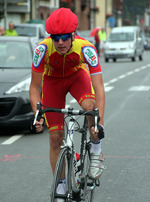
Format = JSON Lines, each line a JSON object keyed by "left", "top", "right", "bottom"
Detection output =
{"left": 32, "top": 35, "right": 102, "bottom": 77}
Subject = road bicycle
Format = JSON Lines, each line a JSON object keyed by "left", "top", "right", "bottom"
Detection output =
{"left": 33, "top": 102, "right": 102, "bottom": 202}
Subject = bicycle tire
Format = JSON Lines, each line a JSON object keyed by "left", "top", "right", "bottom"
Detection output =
{"left": 50, "top": 147, "right": 72, "bottom": 202}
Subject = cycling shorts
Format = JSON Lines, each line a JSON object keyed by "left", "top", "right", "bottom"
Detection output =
{"left": 42, "top": 69, "right": 95, "bottom": 132}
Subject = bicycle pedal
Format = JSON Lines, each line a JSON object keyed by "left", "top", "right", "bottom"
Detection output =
{"left": 87, "top": 179, "right": 100, "bottom": 187}
{"left": 96, "top": 179, "right": 100, "bottom": 186}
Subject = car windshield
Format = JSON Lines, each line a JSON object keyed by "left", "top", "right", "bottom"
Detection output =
{"left": 0, "top": 41, "right": 33, "bottom": 68}
{"left": 79, "top": 30, "right": 91, "bottom": 38}
{"left": 14, "top": 26, "right": 36, "bottom": 37}
{"left": 108, "top": 32, "right": 134, "bottom": 42}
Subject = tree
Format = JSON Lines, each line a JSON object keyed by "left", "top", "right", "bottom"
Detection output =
{"left": 123, "top": 0, "right": 148, "bottom": 25}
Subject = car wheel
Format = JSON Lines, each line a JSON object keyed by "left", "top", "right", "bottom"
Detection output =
{"left": 113, "top": 58, "right": 117, "bottom": 62}
{"left": 139, "top": 55, "right": 143, "bottom": 61}
{"left": 131, "top": 57, "right": 135, "bottom": 62}
{"left": 105, "top": 58, "right": 109, "bottom": 62}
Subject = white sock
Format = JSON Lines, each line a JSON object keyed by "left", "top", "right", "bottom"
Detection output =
{"left": 90, "top": 139, "right": 102, "bottom": 154}
{"left": 56, "top": 179, "right": 66, "bottom": 194}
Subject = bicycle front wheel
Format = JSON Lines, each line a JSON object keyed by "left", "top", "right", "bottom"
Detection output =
{"left": 50, "top": 147, "right": 72, "bottom": 202}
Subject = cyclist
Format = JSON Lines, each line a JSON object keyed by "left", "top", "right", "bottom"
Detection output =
{"left": 30, "top": 7, "right": 105, "bottom": 199}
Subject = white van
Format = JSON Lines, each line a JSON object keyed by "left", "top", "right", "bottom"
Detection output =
{"left": 104, "top": 26, "right": 144, "bottom": 62}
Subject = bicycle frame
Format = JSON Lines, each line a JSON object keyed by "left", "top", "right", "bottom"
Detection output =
{"left": 33, "top": 102, "right": 101, "bottom": 201}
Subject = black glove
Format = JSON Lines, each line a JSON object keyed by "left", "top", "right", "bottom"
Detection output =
{"left": 97, "top": 124, "right": 105, "bottom": 140}
{"left": 30, "top": 117, "right": 45, "bottom": 134}
{"left": 90, "top": 124, "right": 105, "bottom": 140}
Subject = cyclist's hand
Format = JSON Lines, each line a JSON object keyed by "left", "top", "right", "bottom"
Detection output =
{"left": 31, "top": 117, "right": 45, "bottom": 134}
{"left": 35, "top": 118, "right": 45, "bottom": 133}
{"left": 97, "top": 124, "right": 105, "bottom": 139}
{"left": 90, "top": 124, "right": 105, "bottom": 140}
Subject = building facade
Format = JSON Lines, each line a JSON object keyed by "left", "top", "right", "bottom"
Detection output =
{"left": 0, "top": 0, "right": 113, "bottom": 34}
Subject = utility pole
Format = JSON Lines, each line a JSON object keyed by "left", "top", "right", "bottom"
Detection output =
{"left": 4, "top": 0, "right": 7, "bottom": 29}
{"left": 30, "top": 0, "right": 32, "bottom": 20}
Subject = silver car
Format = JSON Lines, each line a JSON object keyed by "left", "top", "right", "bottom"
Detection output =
{"left": 79, "top": 30, "right": 95, "bottom": 45}
{"left": 104, "top": 26, "right": 144, "bottom": 62}
{"left": 0, "top": 36, "right": 37, "bottom": 134}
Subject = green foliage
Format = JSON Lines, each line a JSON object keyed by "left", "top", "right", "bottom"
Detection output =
{"left": 123, "top": 0, "right": 149, "bottom": 25}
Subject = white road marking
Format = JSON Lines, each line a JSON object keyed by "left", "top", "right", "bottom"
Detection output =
{"left": 118, "top": 74, "right": 126, "bottom": 79}
{"left": 1, "top": 135, "right": 23, "bottom": 145}
{"left": 129, "top": 86, "right": 150, "bottom": 91}
{"left": 104, "top": 63, "right": 150, "bottom": 90}
{"left": 104, "top": 82, "right": 109, "bottom": 86}
{"left": 134, "top": 68, "right": 140, "bottom": 72}
{"left": 105, "top": 86, "right": 114, "bottom": 92}
{"left": 109, "top": 78, "right": 118, "bottom": 83}
{"left": 126, "top": 71, "right": 134, "bottom": 76}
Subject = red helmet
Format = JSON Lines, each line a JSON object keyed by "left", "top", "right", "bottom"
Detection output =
{"left": 46, "top": 8, "right": 78, "bottom": 35}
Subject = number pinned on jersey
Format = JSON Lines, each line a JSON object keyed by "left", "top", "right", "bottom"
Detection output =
{"left": 82, "top": 46, "right": 98, "bottom": 67}
{"left": 33, "top": 44, "right": 47, "bottom": 68}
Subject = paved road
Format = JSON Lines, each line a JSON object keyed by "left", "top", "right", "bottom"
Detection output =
{"left": 0, "top": 51, "right": 150, "bottom": 202}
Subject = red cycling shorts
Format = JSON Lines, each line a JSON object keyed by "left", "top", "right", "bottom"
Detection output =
{"left": 42, "top": 69, "right": 95, "bottom": 132}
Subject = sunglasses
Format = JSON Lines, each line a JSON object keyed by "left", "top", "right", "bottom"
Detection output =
{"left": 50, "top": 33, "right": 73, "bottom": 42}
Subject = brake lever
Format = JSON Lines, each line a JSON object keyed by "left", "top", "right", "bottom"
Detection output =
{"left": 94, "top": 108, "right": 100, "bottom": 132}
{"left": 33, "top": 102, "right": 42, "bottom": 125}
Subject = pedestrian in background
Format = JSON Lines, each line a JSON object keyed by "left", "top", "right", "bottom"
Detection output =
{"left": 5, "top": 21, "right": 18, "bottom": 36}
{"left": 0, "top": 26, "right": 5, "bottom": 36}
{"left": 98, "top": 28, "right": 106, "bottom": 56}
{"left": 94, "top": 29, "right": 100, "bottom": 57}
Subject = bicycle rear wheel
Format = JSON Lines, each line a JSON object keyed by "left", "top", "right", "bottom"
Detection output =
{"left": 50, "top": 147, "right": 71, "bottom": 202}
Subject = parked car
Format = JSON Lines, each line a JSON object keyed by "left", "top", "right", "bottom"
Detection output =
{"left": 0, "top": 36, "right": 37, "bottom": 134}
{"left": 144, "top": 37, "right": 150, "bottom": 50}
{"left": 79, "top": 30, "right": 95, "bottom": 45}
{"left": 142, "top": 33, "right": 150, "bottom": 50}
{"left": 104, "top": 26, "right": 144, "bottom": 62}
{"left": 14, "top": 23, "right": 48, "bottom": 44}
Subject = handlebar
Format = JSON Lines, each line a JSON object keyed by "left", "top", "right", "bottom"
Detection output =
{"left": 33, "top": 102, "right": 100, "bottom": 132}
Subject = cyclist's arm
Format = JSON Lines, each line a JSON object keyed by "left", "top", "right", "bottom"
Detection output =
{"left": 29, "top": 71, "right": 44, "bottom": 132}
{"left": 91, "top": 73, "right": 105, "bottom": 126}
{"left": 29, "top": 70, "right": 43, "bottom": 114}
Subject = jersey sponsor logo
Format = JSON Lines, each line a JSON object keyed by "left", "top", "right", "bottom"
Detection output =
{"left": 33, "top": 44, "right": 47, "bottom": 68}
{"left": 82, "top": 46, "right": 98, "bottom": 67}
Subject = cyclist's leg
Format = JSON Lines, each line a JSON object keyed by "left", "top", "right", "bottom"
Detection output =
{"left": 69, "top": 69, "right": 105, "bottom": 180}
{"left": 69, "top": 69, "right": 97, "bottom": 139}
{"left": 42, "top": 75, "right": 69, "bottom": 191}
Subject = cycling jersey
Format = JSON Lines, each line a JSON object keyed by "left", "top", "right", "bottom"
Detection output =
{"left": 32, "top": 35, "right": 102, "bottom": 77}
